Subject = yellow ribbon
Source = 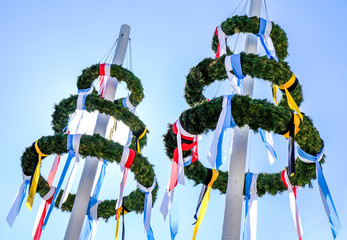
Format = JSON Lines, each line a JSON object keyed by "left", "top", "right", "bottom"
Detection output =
{"left": 283, "top": 114, "right": 301, "bottom": 139}
{"left": 192, "top": 169, "right": 219, "bottom": 240}
{"left": 26, "top": 140, "right": 48, "bottom": 210}
{"left": 115, "top": 207, "right": 128, "bottom": 240}
{"left": 278, "top": 74, "right": 303, "bottom": 121}
{"left": 272, "top": 84, "right": 278, "bottom": 106}
{"left": 136, "top": 128, "right": 147, "bottom": 154}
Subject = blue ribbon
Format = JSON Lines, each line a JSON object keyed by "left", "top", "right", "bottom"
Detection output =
{"left": 256, "top": 18, "right": 278, "bottom": 61}
{"left": 297, "top": 146, "right": 341, "bottom": 239}
{"left": 19, "top": 179, "right": 30, "bottom": 214}
{"left": 259, "top": 129, "right": 277, "bottom": 161}
{"left": 242, "top": 173, "right": 253, "bottom": 240}
{"left": 42, "top": 135, "right": 75, "bottom": 230}
{"left": 92, "top": 160, "right": 108, "bottom": 200}
{"left": 216, "top": 94, "right": 237, "bottom": 170}
{"left": 139, "top": 181, "right": 157, "bottom": 240}
{"left": 169, "top": 189, "right": 179, "bottom": 240}
{"left": 229, "top": 54, "right": 246, "bottom": 90}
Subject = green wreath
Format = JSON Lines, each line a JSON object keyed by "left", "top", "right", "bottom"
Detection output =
{"left": 21, "top": 64, "right": 157, "bottom": 220}
{"left": 164, "top": 15, "right": 323, "bottom": 197}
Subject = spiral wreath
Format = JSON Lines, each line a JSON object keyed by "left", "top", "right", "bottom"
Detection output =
{"left": 21, "top": 63, "right": 157, "bottom": 220}
{"left": 163, "top": 15, "right": 323, "bottom": 197}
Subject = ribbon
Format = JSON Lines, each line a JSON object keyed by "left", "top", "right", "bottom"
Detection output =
{"left": 224, "top": 54, "right": 246, "bottom": 94}
{"left": 256, "top": 18, "right": 278, "bottom": 61}
{"left": 122, "top": 96, "right": 136, "bottom": 113}
{"left": 115, "top": 206, "right": 129, "bottom": 240}
{"left": 281, "top": 169, "right": 303, "bottom": 240}
{"left": 42, "top": 134, "right": 79, "bottom": 229}
{"left": 134, "top": 128, "right": 147, "bottom": 154}
{"left": 259, "top": 129, "right": 277, "bottom": 165}
{"left": 26, "top": 140, "right": 49, "bottom": 210}
{"left": 273, "top": 74, "right": 303, "bottom": 121}
{"left": 98, "top": 63, "right": 111, "bottom": 98}
{"left": 115, "top": 146, "right": 135, "bottom": 210}
{"left": 32, "top": 186, "right": 56, "bottom": 240}
{"left": 207, "top": 94, "right": 236, "bottom": 170}
{"left": 192, "top": 169, "right": 218, "bottom": 240}
{"left": 6, "top": 174, "right": 31, "bottom": 227}
{"left": 59, "top": 134, "right": 82, "bottom": 208}
{"left": 47, "top": 155, "right": 61, "bottom": 187}
{"left": 215, "top": 25, "right": 228, "bottom": 58}
{"left": 137, "top": 177, "right": 157, "bottom": 240}
{"left": 297, "top": 147, "right": 341, "bottom": 238}
{"left": 242, "top": 173, "right": 258, "bottom": 240}
{"left": 193, "top": 169, "right": 212, "bottom": 223}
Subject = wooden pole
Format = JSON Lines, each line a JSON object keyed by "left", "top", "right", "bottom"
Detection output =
{"left": 221, "top": 1, "right": 262, "bottom": 239}
{"left": 64, "top": 24, "right": 130, "bottom": 240}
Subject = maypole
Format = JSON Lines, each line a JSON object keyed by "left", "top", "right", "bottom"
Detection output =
{"left": 221, "top": 0, "right": 262, "bottom": 239}
{"left": 64, "top": 24, "right": 130, "bottom": 239}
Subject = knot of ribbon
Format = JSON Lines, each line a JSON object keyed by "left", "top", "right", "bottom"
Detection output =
{"left": 256, "top": 17, "right": 278, "bottom": 61}
{"left": 224, "top": 54, "right": 245, "bottom": 94}
{"left": 26, "top": 140, "right": 49, "bottom": 211}
{"left": 242, "top": 173, "right": 258, "bottom": 240}
{"left": 137, "top": 177, "right": 157, "bottom": 240}
{"left": 297, "top": 147, "right": 341, "bottom": 239}
{"left": 134, "top": 128, "right": 147, "bottom": 154}
{"left": 281, "top": 169, "right": 303, "bottom": 240}
{"left": 6, "top": 173, "right": 31, "bottom": 227}
{"left": 192, "top": 169, "right": 219, "bottom": 240}
{"left": 207, "top": 94, "right": 236, "bottom": 170}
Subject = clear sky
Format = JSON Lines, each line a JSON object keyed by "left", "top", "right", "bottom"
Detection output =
{"left": 1, "top": 0, "right": 347, "bottom": 239}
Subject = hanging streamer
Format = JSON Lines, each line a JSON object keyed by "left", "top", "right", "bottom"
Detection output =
{"left": 281, "top": 169, "right": 303, "bottom": 240}
{"left": 6, "top": 174, "right": 31, "bottom": 227}
{"left": 193, "top": 169, "right": 212, "bottom": 223}
{"left": 242, "top": 173, "right": 258, "bottom": 240}
{"left": 273, "top": 74, "right": 303, "bottom": 121}
{"left": 297, "top": 147, "right": 341, "bottom": 239}
{"left": 135, "top": 128, "right": 147, "bottom": 154}
{"left": 259, "top": 129, "right": 277, "bottom": 165}
{"left": 215, "top": 25, "right": 228, "bottom": 58}
{"left": 207, "top": 94, "right": 236, "bottom": 170}
{"left": 42, "top": 134, "right": 79, "bottom": 229}
{"left": 32, "top": 186, "right": 56, "bottom": 240}
{"left": 256, "top": 17, "right": 278, "bottom": 61}
{"left": 192, "top": 169, "right": 218, "bottom": 240}
{"left": 26, "top": 141, "right": 49, "bottom": 210}
{"left": 224, "top": 54, "right": 246, "bottom": 94}
{"left": 137, "top": 177, "right": 157, "bottom": 240}
{"left": 59, "top": 134, "right": 82, "bottom": 208}
{"left": 47, "top": 155, "right": 61, "bottom": 187}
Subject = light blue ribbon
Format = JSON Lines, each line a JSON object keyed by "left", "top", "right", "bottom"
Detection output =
{"left": 256, "top": 18, "right": 278, "bottom": 61}
{"left": 216, "top": 94, "right": 237, "bottom": 170}
{"left": 297, "top": 146, "right": 341, "bottom": 239}
{"left": 79, "top": 160, "right": 107, "bottom": 240}
{"left": 169, "top": 189, "right": 178, "bottom": 240}
{"left": 229, "top": 54, "right": 246, "bottom": 90}
{"left": 42, "top": 135, "right": 75, "bottom": 230}
{"left": 259, "top": 129, "right": 277, "bottom": 161}
{"left": 242, "top": 172, "right": 253, "bottom": 240}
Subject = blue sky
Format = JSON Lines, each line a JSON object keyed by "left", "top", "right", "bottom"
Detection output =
{"left": 1, "top": 0, "right": 347, "bottom": 239}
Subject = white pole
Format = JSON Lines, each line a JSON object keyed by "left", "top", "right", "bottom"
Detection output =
{"left": 221, "top": 0, "right": 262, "bottom": 239}
{"left": 64, "top": 24, "right": 130, "bottom": 240}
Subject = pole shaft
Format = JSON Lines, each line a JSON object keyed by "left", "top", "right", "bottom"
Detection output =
{"left": 64, "top": 24, "right": 130, "bottom": 240}
{"left": 221, "top": 1, "right": 262, "bottom": 239}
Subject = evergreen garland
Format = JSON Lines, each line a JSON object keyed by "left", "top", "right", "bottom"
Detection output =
{"left": 20, "top": 63, "right": 157, "bottom": 220}
{"left": 164, "top": 16, "right": 323, "bottom": 197}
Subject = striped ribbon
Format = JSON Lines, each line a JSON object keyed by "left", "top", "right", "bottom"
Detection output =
{"left": 6, "top": 173, "right": 31, "bottom": 227}
{"left": 26, "top": 141, "right": 49, "bottom": 210}
{"left": 32, "top": 186, "right": 56, "bottom": 240}
{"left": 215, "top": 25, "right": 228, "bottom": 58}
{"left": 137, "top": 177, "right": 157, "bottom": 240}
{"left": 192, "top": 169, "right": 218, "bottom": 240}
{"left": 98, "top": 63, "right": 112, "bottom": 98}
{"left": 281, "top": 169, "right": 303, "bottom": 240}
{"left": 297, "top": 147, "right": 341, "bottom": 239}
{"left": 259, "top": 129, "right": 277, "bottom": 165}
{"left": 224, "top": 54, "right": 245, "bottom": 94}
{"left": 207, "top": 94, "right": 236, "bottom": 170}
{"left": 242, "top": 173, "right": 258, "bottom": 240}
{"left": 47, "top": 155, "right": 61, "bottom": 187}
{"left": 256, "top": 17, "right": 278, "bottom": 61}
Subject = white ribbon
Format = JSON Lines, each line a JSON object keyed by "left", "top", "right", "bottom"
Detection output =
{"left": 282, "top": 169, "right": 303, "bottom": 239}
{"left": 32, "top": 186, "right": 56, "bottom": 237}
{"left": 90, "top": 200, "right": 102, "bottom": 240}
{"left": 207, "top": 95, "right": 228, "bottom": 168}
{"left": 225, "top": 56, "right": 241, "bottom": 94}
{"left": 216, "top": 25, "right": 227, "bottom": 58}
{"left": 137, "top": 177, "right": 157, "bottom": 231}
{"left": 257, "top": 18, "right": 278, "bottom": 61}
{"left": 6, "top": 174, "right": 31, "bottom": 227}
{"left": 47, "top": 155, "right": 60, "bottom": 187}
{"left": 244, "top": 173, "right": 258, "bottom": 240}
{"left": 59, "top": 134, "right": 82, "bottom": 208}
{"left": 160, "top": 185, "right": 175, "bottom": 220}
{"left": 115, "top": 146, "right": 131, "bottom": 210}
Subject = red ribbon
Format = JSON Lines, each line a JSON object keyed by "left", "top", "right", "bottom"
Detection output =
{"left": 215, "top": 26, "right": 228, "bottom": 59}
{"left": 99, "top": 63, "right": 107, "bottom": 98}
